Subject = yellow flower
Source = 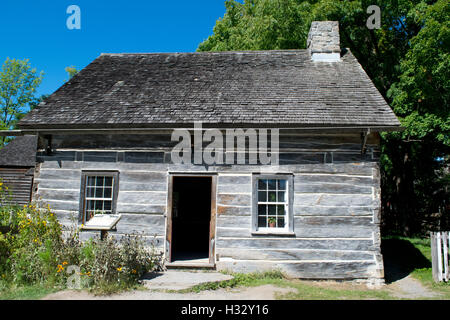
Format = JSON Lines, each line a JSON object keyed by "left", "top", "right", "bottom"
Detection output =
{"left": 57, "top": 265, "right": 64, "bottom": 273}
{"left": 117, "top": 267, "right": 122, "bottom": 272}
{"left": 62, "top": 261, "right": 68, "bottom": 266}
{"left": 131, "top": 269, "right": 137, "bottom": 274}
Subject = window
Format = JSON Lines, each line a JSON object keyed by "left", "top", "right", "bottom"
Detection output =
{"left": 252, "top": 175, "right": 293, "bottom": 233}
{"left": 80, "top": 171, "right": 119, "bottom": 223}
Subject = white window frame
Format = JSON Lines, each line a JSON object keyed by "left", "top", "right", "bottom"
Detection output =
{"left": 79, "top": 171, "right": 119, "bottom": 224}
{"left": 251, "top": 174, "right": 294, "bottom": 235}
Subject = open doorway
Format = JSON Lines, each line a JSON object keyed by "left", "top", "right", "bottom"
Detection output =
{"left": 170, "top": 176, "right": 212, "bottom": 263}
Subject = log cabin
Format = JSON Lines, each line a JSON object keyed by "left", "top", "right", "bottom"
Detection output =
{"left": 0, "top": 135, "right": 37, "bottom": 206}
{"left": 13, "top": 21, "right": 401, "bottom": 282}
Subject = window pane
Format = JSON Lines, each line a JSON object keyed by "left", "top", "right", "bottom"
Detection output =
{"left": 103, "top": 201, "right": 112, "bottom": 212}
{"left": 258, "top": 205, "right": 266, "bottom": 216}
{"left": 277, "top": 191, "right": 286, "bottom": 202}
{"left": 87, "top": 200, "right": 95, "bottom": 211}
{"left": 258, "top": 179, "right": 267, "bottom": 190}
{"left": 104, "top": 177, "right": 113, "bottom": 187}
{"left": 87, "top": 176, "right": 96, "bottom": 186}
{"left": 268, "top": 191, "right": 277, "bottom": 202}
{"left": 258, "top": 216, "right": 267, "bottom": 228}
{"left": 96, "top": 176, "right": 104, "bottom": 187}
{"left": 277, "top": 205, "right": 285, "bottom": 216}
{"left": 267, "top": 180, "right": 276, "bottom": 190}
{"left": 95, "top": 188, "right": 104, "bottom": 198}
{"left": 95, "top": 200, "right": 103, "bottom": 212}
{"left": 86, "top": 187, "right": 95, "bottom": 198}
{"left": 277, "top": 180, "right": 286, "bottom": 190}
{"left": 268, "top": 205, "right": 276, "bottom": 215}
{"left": 104, "top": 187, "right": 112, "bottom": 199}
{"left": 258, "top": 191, "right": 267, "bottom": 202}
{"left": 277, "top": 217, "right": 285, "bottom": 228}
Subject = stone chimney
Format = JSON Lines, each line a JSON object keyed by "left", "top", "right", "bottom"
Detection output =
{"left": 307, "top": 21, "right": 341, "bottom": 62}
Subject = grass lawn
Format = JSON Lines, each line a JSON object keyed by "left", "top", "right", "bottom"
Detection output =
{"left": 0, "top": 283, "right": 59, "bottom": 300}
{"left": 383, "top": 236, "right": 450, "bottom": 299}
{"left": 180, "top": 236, "right": 450, "bottom": 300}
{"left": 1, "top": 236, "right": 449, "bottom": 300}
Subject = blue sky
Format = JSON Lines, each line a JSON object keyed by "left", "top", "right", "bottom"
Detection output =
{"left": 0, "top": 1, "right": 227, "bottom": 98}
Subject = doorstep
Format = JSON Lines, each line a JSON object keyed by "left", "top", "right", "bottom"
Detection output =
{"left": 165, "top": 261, "right": 216, "bottom": 270}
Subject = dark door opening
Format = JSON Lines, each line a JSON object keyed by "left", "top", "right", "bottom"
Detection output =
{"left": 171, "top": 176, "right": 212, "bottom": 262}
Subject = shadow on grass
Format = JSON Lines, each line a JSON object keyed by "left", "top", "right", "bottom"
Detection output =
{"left": 381, "top": 238, "right": 431, "bottom": 284}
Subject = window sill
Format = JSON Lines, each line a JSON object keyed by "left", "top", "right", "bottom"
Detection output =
{"left": 251, "top": 230, "right": 295, "bottom": 237}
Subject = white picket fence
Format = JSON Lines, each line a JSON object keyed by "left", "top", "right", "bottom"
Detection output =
{"left": 430, "top": 231, "right": 450, "bottom": 282}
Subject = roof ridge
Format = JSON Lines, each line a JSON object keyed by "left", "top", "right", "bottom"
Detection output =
{"left": 99, "top": 49, "right": 310, "bottom": 56}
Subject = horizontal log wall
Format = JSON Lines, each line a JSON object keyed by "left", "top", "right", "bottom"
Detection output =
{"left": 34, "top": 132, "right": 383, "bottom": 280}
{"left": 0, "top": 167, "right": 34, "bottom": 206}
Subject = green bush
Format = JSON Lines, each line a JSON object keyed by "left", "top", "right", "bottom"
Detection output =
{"left": 0, "top": 183, "right": 162, "bottom": 294}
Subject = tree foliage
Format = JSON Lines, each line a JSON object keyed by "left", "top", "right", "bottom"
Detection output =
{"left": 0, "top": 58, "right": 43, "bottom": 147}
{"left": 65, "top": 65, "right": 79, "bottom": 81}
{"left": 199, "top": 0, "right": 450, "bottom": 235}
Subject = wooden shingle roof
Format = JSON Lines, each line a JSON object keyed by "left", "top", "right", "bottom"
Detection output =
{"left": 18, "top": 50, "right": 400, "bottom": 130}
{"left": 0, "top": 135, "right": 37, "bottom": 167}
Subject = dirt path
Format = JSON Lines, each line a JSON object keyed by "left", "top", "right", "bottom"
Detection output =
{"left": 41, "top": 271, "right": 441, "bottom": 300}
{"left": 386, "top": 275, "right": 440, "bottom": 299}
{"left": 42, "top": 284, "right": 296, "bottom": 300}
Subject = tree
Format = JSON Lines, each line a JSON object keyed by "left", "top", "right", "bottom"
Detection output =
{"left": 381, "top": 0, "right": 450, "bottom": 234}
{"left": 0, "top": 58, "right": 43, "bottom": 147}
{"left": 65, "top": 65, "right": 79, "bottom": 80}
{"left": 199, "top": 0, "right": 450, "bottom": 236}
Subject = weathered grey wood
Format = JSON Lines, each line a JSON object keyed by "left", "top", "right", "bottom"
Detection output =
{"left": 279, "top": 153, "right": 325, "bottom": 164}
{"left": 431, "top": 232, "right": 439, "bottom": 282}
{"left": 117, "top": 216, "right": 165, "bottom": 236}
{"left": 218, "top": 175, "right": 252, "bottom": 185}
{"left": 44, "top": 199, "right": 79, "bottom": 211}
{"left": 83, "top": 151, "right": 117, "bottom": 162}
{"left": 78, "top": 231, "right": 165, "bottom": 248}
{"left": 217, "top": 193, "right": 252, "bottom": 206}
{"left": 443, "top": 232, "right": 449, "bottom": 282}
{"left": 294, "top": 193, "right": 376, "bottom": 207}
{"left": 217, "top": 238, "right": 374, "bottom": 251}
{"left": 217, "top": 205, "right": 252, "bottom": 216}
{"left": 35, "top": 178, "right": 80, "bottom": 190}
{"left": 116, "top": 203, "right": 166, "bottom": 214}
{"left": 37, "top": 188, "right": 79, "bottom": 202}
{"left": 119, "top": 171, "right": 167, "bottom": 184}
{"left": 216, "top": 260, "right": 378, "bottom": 279}
{"left": 217, "top": 183, "right": 252, "bottom": 194}
{"left": 217, "top": 248, "right": 375, "bottom": 261}
{"left": 217, "top": 216, "right": 375, "bottom": 238}
{"left": 117, "top": 191, "right": 167, "bottom": 205}
{"left": 119, "top": 181, "right": 167, "bottom": 192}
{"left": 294, "top": 174, "right": 374, "bottom": 186}
{"left": 40, "top": 159, "right": 170, "bottom": 172}
{"left": 52, "top": 134, "right": 176, "bottom": 149}
{"left": 292, "top": 163, "right": 375, "bottom": 176}
{"left": 38, "top": 169, "right": 81, "bottom": 180}
{"left": 294, "top": 205, "right": 374, "bottom": 216}
{"left": 124, "top": 152, "right": 165, "bottom": 163}
{"left": 294, "top": 183, "right": 373, "bottom": 194}
{"left": 431, "top": 231, "right": 450, "bottom": 283}
{"left": 37, "top": 151, "right": 76, "bottom": 161}
{"left": 33, "top": 131, "right": 384, "bottom": 280}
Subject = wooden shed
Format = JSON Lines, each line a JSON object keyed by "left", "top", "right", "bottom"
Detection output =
{"left": 14, "top": 21, "right": 401, "bottom": 282}
{"left": 0, "top": 135, "right": 37, "bottom": 206}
